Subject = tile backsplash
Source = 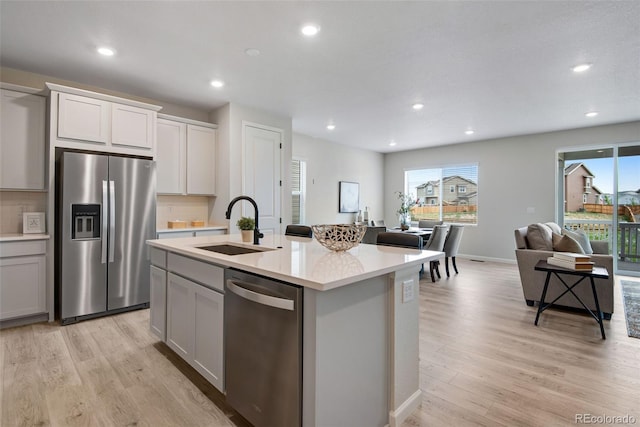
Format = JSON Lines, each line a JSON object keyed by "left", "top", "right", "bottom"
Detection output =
{"left": 156, "top": 195, "right": 213, "bottom": 229}
{"left": 0, "top": 191, "right": 48, "bottom": 234}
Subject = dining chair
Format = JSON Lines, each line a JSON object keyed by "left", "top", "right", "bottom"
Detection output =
{"left": 423, "top": 224, "right": 449, "bottom": 282}
{"left": 285, "top": 225, "right": 313, "bottom": 238}
{"left": 443, "top": 225, "right": 464, "bottom": 277}
{"left": 418, "top": 219, "right": 443, "bottom": 228}
{"left": 376, "top": 232, "right": 424, "bottom": 277}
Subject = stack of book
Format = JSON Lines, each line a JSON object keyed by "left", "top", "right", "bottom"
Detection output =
{"left": 547, "top": 252, "right": 594, "bottom": 271}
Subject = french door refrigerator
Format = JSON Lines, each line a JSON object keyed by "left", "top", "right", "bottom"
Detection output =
{"left": 57, "top": 151, "right": 156, "bottom": 324}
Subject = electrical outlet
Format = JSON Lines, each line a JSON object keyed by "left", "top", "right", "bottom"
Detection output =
{"left": 402, "top": 280, "right": 414, "bottom": 303}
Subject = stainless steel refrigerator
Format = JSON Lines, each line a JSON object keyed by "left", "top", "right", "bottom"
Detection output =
{"left": 57, "top": 151, "right": 156, "bottom": 324}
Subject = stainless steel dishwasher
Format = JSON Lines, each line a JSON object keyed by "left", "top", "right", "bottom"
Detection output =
{"left": 224, "top": 269, "right": 302, "bottom": 427}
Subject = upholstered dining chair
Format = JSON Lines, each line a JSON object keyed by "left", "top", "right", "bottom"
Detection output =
{"left": 418, "top": 219, "right": 443, "bottom": 228}
{"left": 423, "top": 224, "right": 449, "bottom": 281}
{"left": 376, "top": 232, "right": 424, "bottom": 277}
{"left": 443, "top": 225, "right": 464, "bottom": 277}
{"left": 285, "top": 224, "right": 313, "bottom": 238}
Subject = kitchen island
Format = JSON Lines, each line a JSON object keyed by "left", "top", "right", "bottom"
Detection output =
{"left": 147, "top": 233, "right": 443, "bottom": 427}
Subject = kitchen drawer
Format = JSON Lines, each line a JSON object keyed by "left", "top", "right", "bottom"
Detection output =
{"left": 194, "top": 229, "right": 226, "bottom": 237}
{"left": 0, "top": 240, "right": 46, "bottom": 258}
{"left": 168, "top": 253, "right": 224, "bottom": 292}
{"left": 150, "top": 247, "right": 167, "bottom": 269}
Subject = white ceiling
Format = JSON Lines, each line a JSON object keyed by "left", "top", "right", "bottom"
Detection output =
{"left": 1, "top": 1, "right": 639, "bottom": 153}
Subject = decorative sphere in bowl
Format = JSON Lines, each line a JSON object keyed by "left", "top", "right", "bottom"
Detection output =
{"left": 311, "top": 224, "right": 367, "bottom": 252}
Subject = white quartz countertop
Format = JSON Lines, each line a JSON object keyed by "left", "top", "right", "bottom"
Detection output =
{"left": 156, "top": 225, "right": 228, "bottom": 233}
{"left": 147, "top": 234, "right": 443, "bottom": 291}
{"left": 0, "top": 233, "right": 50, "bottom": 242}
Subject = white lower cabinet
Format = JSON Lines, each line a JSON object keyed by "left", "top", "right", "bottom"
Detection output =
{"left": 0, "top": 240, "right": 47, "bottom": 321}
{"left": 149, "top": 265, "right": 167, "bottom": 341}
{"left": 166, "top": 271, "right": 224, "bottom": 392}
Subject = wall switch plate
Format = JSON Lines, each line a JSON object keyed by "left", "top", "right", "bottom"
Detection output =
{"left": 526, "top": 207, "right": 536, "bottom": 214}
{"left": 402, "top": 280, "right": 414, "bottom": 303}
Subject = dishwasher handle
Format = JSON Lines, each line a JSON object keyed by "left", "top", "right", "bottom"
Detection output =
{"left": 226, "top": 279, "right": 295, "bottom": 311}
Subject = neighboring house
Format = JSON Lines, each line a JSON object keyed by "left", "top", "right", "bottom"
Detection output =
{"left": 564, "top": 162, "right": 603, "bottom": 212}
{"left": 609, "top": 190, "right": 640, "bottom": 205}
{"left": 416, "top": 176, "right": 478, "bottom": 206}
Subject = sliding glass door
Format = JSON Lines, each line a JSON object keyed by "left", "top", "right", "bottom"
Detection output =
{"left": 559, "top": 144, "right": 640, "bottom": 276}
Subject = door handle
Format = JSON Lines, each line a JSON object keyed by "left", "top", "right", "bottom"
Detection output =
{"left": 109, "top": 180, "right": 115, "bottom": 263}
{"left": 101, "top": 180, "right": 108, "bottom": 264}
{"left": 226, "top": 280, "right": 294, "bottom": 311}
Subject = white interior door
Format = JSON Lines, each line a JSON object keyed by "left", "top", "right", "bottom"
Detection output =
{"left": 243, "top": 124, "right": 282, "bottom": 235}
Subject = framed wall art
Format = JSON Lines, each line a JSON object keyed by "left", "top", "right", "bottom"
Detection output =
{"left": 339, "top": 181, "right": 359, "bottom": 213}
{"left": 23, "top": 212, "right": 46, "bottom": 234}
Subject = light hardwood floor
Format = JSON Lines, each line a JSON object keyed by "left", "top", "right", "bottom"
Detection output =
{"left": 1, "top": 259, "right": 639, "bottom": 426}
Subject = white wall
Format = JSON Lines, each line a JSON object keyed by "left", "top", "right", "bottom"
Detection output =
{"left": 384, "top": 121, "right": 640, "bottom": 262}
{"left": 293, "top": 133, "right": 385, "bottom": 226}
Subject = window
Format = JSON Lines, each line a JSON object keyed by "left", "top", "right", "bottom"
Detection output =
{"left": 405, "top": 164, "right": 478, "bottom": 225}
{"left": 582, "top": 193, "right": 588, "bottom": 203}
{"left": 291, "top": 159, "right": 306, "bottom": 224}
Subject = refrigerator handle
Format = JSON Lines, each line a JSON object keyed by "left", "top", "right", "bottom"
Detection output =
{"left": 101, "top": 180, "right": 108, "bottom": 264}
{"left": 109, "top": 180, "right": 116, "bottom": 263}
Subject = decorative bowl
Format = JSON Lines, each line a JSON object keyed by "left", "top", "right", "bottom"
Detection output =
{"left": 311, "top": 224, "right": 367, "bottom": 252}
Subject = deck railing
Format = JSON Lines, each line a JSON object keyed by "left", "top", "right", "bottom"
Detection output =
{"left": 563, "top": 220, "right": 640, "bottom": 267}
{"left": 619, "top": 222, "right": 640, "bottom": 262}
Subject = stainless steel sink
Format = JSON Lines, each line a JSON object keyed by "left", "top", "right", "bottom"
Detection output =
{"left": 197, "top": 244, "right": 273, "bottom": 256}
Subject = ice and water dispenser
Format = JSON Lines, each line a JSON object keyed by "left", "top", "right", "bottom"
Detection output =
{"left": 71, "top": 204, "right": 101, "bottom": 240}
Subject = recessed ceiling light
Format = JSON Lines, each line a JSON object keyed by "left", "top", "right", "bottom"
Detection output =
{"left": 412, "top": 103, "right": 424, "bottom": 111}
{"left": 326, "top": 124, "right": 335, "bottom": 131}
{"left": 97, "top": 46, "right": 115, "bottom": 56}
{"left": 210, "top": 80, "right": 225, "bottom": 88}
{"left": 465, "top": 130, "right": 475, "bottom": 135}
{"left": 301, "top": 24, "right": 320, "bottom": 37}
{"left": 389, "top": 140, "right": 397, "bottom": 147}
{"left": 572, "top": 63, "right": 592, "bottom": 73}
{"left": 585, "top": 111, "right": 599, "bottom": 117}
{"left": 245, "top": 48, "right": 261, "bottom": 57}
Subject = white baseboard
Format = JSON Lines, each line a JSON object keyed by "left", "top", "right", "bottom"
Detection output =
{"left": 388, "top": 389, "right": 421, "bottom": 427}
{"left": 457, "top": 253, "right": 517, "bottom": 264}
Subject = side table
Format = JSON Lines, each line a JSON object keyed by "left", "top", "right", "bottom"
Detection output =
{"left": 533, "top": 260, "right": 609, "bottom": 339}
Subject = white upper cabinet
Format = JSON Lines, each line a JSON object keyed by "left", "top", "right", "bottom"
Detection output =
{"left": 156, "top": 114, "right": 216, "bottom": 196}
{"left": 0, "top": 88, "right": 46, "bottom": 190}
{"left": 156, "top": 118, "right": 186, "bottom": 194}
{"left": 111, "top": 103, "right": 154, "bottom": 149}
{"left": 57, "top": 93, "right": 110, "bottom": 144}
{"left": 186, "top": 124, "right": 216, "bottom": 195}
{"left": 48, "top": 83, "right": 161, "bottom": 156}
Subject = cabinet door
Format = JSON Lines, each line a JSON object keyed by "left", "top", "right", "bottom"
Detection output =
{"left": 166, "top": 273, "right": 193, "bottom": 359}
{"left": 0, "top": 255, "right": 46, "bottom": 320}
{"left": 192, "top": 284, "right": 224, "bottom": 391}
{"left": 150, "top": 265, "right": 167, "bottom": 341}
{"left": 156, "top": 119, "right": 186, "bottom": 194}
{"left": 0, "top": 89, "right": 46, "bottom": 190}
{"left": 111, "top": 103, "right": 154, "bottom": 150}
{"left": 186, "top": 125, "right": 216, "bottom": 195}
{"left": 58, "top": 93, "right": 110, "bottom": 143}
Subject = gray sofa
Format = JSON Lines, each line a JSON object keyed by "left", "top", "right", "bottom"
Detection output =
{"left": 514, "top": 226, "right": 614, "bottom": 318}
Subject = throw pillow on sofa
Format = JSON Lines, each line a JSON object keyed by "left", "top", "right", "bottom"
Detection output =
{"left": 545, "top": 222, "right": 562, "bottom": 235}
{"left": 562, "top": 228, "right": 593, "bottom": 255}
{"left": 552, "top": 232, "right": 584, "bottom": 253}
{"left": 527, "top": 223, "right": 553, "bottom": 250}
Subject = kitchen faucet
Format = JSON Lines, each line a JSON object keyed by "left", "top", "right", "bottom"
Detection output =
{"left": 225, "top": 196, "right": 264, "bottom": 245}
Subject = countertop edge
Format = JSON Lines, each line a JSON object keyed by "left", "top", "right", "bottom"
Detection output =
{"left": 0, "top": 234, "right": 51, "bottom": 242}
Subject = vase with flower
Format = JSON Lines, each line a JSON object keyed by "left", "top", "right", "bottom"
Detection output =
{"left": 396, "top": 191, "right": 416, "bottom": 231}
